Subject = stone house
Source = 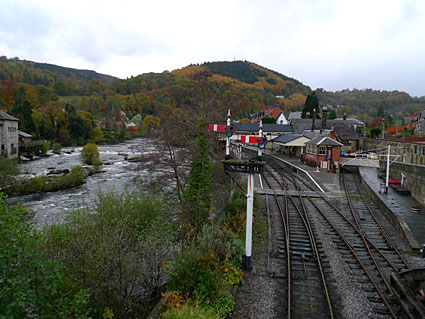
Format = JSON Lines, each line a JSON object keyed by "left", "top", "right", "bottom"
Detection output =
{"left": 0, "top": 110, "right": 19, "bottom": 159}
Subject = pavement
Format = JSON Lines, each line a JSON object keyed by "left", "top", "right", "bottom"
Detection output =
{"left": 260, "top": 149, "right": 425, "bottom": 249}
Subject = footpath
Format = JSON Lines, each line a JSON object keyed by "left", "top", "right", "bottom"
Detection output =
{"left": 262, "top": 150, "right": 425, "bottom": 250}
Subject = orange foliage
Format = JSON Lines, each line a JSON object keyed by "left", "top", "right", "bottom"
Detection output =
{"left": 171, "top": 65, "right": 209, "bottom": 78}
{"left": 282, "top": 93, "right": 306, "bottom": 109}
{"left": 239, "top": 118, "right": 251, "bottom": 123}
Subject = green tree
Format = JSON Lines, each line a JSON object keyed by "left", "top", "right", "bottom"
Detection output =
{"left": 302, "top": 91, "right": 320, "bottom": 119}
{"left": 68, "top": 114, "right": 85, "bottom": 139}
{"left": 81, "top": 143, "right": 102, "bottom": 166}
{"left": 328, "top": 109, "right": 337, "bottom": 120}
{"left": 377, "top": 105, "right": 385, "bottom": 118}
{"left": 53, "top": 82, "right": 67, "bottom": 95}
{"left": 261, "top": 116, "right": 276, "bottom": 124}
{"left": 90, "top": 127, "right": 104, "bottom": 143}
{"left": 0, "top": 158, "right": 19, "bottom": 189}
{"left": 10, "top": 87, "right": 35, "bottom": 133}
{"left": 183, "top": 112, "right": 212, "bottom": 232}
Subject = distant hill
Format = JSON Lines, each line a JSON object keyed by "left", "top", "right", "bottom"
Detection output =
{"left": 199, "top": 60, "right": 311, "bottom": 96}
{"left": 1, "top": 56, "right": 423, "bottom": 127}
{"left": 0, "top": 56, "right": 118, "bottom": 95}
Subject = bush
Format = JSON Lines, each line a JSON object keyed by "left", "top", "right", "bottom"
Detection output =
{"left": 0, "top": 193, "right": 92, "bottom": 318}
{"left": 41, "top": 140, "right": 50, "bottom": 154}
{"left": 3, "top": 165, "right": 87, "bottom": 196}
{"left": 162, "top": 303, "right": 217, "bottom": 319}
{"left": 81, "top": 143, "right": 102, "bottom": 166}
{"left": 0, "top": 158, "right": 19, "bottom": 189}
{"left": 167, "top": 224, "right": 243, "bottom": 318}
{"left": 52, "top": 142, "right": 62, "bottom": 153}
{"left": 46, "top": 190, "right": 174, "bottom": 318}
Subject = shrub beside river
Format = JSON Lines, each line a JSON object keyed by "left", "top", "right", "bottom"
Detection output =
{"left": 3, "top": 166, "right": 87, "bottom": 196}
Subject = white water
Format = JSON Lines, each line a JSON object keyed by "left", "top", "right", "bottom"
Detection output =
{"left": 9, "top": 138, "right": 160, "bottom": 225}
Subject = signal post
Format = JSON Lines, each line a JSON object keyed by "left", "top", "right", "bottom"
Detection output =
{"left": 211, "top": 111, "right": 266, "bottom": 271}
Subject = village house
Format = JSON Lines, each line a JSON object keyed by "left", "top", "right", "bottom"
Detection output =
{"left": 250, "top": 106, "right": 283, "bottom": 123}
{"left": 291, "top": 111, "right": 359, "bottom": 152}
{"left": 0, "top": 110, "right": 19, "bottom": 159}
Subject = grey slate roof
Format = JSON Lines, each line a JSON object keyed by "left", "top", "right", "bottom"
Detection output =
{"left": 235, "top": 123, "right": 294, "bottom": 133}
{"left": 328, "top": 120, "right": 359, "bottom": 140}
{"left": 0, "top": 110, "right": 19, "bottom": 121}
{"left": 305, "top": 136, "right": 343, "bottom": 146}
{"left": 272, "top": 134, "right": 303, "bottom": 143}
{"left": 288, "top": 112, "right": 302, "bottom": 120}
{"left": 291, "top": 119, "right": 358, "bottom": 140}
{"left": 302, "top": 129, "right": 332, "bottom": 139}
{"left": 18, "top": 130, "right": 33, "bottom": 138}
{"left": 291, "top": 119, "right": 316, "bottom": 134}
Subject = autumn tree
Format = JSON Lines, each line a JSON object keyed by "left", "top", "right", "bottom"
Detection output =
{"left": 142, "top": 115, "right": 160, "bottom": 135}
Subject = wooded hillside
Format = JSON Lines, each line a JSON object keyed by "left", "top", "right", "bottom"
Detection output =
{"left": 1, "top": 57, "right": 424, "bottom": 147}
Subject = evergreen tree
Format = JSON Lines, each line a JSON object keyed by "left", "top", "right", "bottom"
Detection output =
{"left": 10, "top": 87, "right": 35, "bottom": 133}
{"left": 183, "top": 110, "right": 212, "bottom": 233}
{"left": 302, "top": 91, "right": 320, "bottom": 119}
{"left": 377, "top": 105, "right": 385, "bottom": 118}
{"left": 328, "top": 109, "right": 337, "bottom": 120}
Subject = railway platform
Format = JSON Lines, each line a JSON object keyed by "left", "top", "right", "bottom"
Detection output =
{"left": 359, "top": 166, "right": 425, "bottom": 249}
{"left": 261, "top": 150, "right": 342, "bottom": 194}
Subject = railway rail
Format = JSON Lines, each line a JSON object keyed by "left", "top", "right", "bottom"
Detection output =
{"left": 262, "top": 163, "right": 340, "bottom": 318}
{"left": 261, "top": 157, "right": 414, "bottom": 318}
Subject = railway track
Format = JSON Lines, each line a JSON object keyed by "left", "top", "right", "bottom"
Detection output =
{"left": 261, "top": 157, "right": 413, "bottom": 318}
{"left": 262, "top": 164, "right": 340, "bottom": 318}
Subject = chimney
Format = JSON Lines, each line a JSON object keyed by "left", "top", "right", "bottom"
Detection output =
{"left": 330, "top": 127, "right": 335, "bottom": 140}
{"left": 311, "top": 108, "right": 316, "bottom": 131}
{"left": 322, "top": 106, "right": 327, "bottom": 130}
{"left": 343, "top": 112, "right": 346, "bottom": 121}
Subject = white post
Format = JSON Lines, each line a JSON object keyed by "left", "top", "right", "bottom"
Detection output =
{"left": 401, "top": 173, "right": 405, "bottom": 186}
{"left": 385, "top": 145, "right": 390, "bottom": 194}
{"left": 258, "top": 121, "right": 263, "bottom": 160}
{"left": 244, "top": 173, "right": 254, "bottom": 270}
{"left": 225, "top": 109, "right": 231, "bottom": 160}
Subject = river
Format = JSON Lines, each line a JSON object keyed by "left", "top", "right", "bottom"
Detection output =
{"left": 9, "top": 138, "right": 160, "bottom": 225}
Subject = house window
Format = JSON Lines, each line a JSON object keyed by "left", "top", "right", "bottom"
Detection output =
{"left": 319, "top": 146, "right": 326, "bottom": 155}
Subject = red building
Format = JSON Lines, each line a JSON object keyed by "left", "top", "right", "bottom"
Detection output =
{"left": 304, "top": 136, "right": 342, "bottom": 172}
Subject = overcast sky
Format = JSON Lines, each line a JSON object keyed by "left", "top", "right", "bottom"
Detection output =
{"left": 1, "top": 0, "right": 424, "bottom": 96}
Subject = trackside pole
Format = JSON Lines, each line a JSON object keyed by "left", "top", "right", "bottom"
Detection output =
{"left": 225, "top": 109, "right": 231, "bottom": 160}
{"left": 243, "top": 173, "right": 254, "bottom": 270}
{"left": 257, "top": 121, "right": 263, "bottom": 160}
{"left": 243, "top": 121, "right": 263, "bottom": 270}
{"left": 385, "top": 145, "right": 390, "bottom": 194}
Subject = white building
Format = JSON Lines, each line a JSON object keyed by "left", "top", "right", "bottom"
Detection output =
{"left": 0, "top": 110, "right": 19, "bottom": 159}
